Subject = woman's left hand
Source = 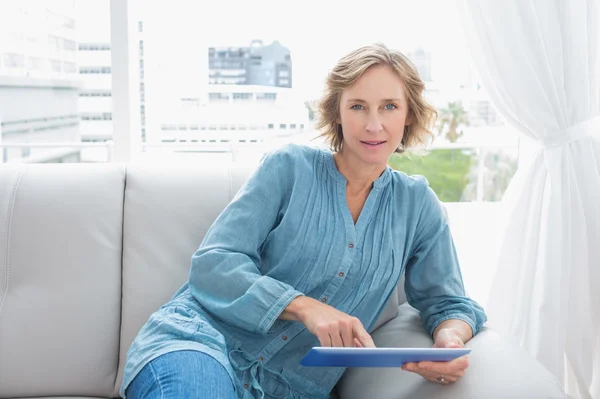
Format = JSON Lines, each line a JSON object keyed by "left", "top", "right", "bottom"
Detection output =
{"left": 401, "top": 328, "right": 469, "bottom": 384}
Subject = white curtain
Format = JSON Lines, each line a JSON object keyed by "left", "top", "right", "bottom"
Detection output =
{"left": 457, "top": 1, "right": 600, "bottom": 398}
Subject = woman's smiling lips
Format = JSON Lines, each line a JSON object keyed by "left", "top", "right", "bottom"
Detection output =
{"left": 360, "top": 140, "right": 387, "bottom": 149}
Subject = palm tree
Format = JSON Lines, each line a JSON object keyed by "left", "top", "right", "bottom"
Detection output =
{"left": 437, "top": 102, "right": 469, "bottom": 143}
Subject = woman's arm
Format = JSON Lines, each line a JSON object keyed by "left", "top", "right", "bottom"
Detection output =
{"left": 433, "top": 319, "right": 473, "bottom": 345}
{"left": 188, "top": 148, "right": 304, "bottom": 335}
{"left": 401, "top": 179, "right": 485, "bottom": 384}
{"left": 403, "top": 180, "right": 487, "bottom": 338}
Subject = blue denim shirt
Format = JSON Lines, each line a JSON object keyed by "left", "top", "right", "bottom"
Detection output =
{"left": 121, "top": 143, "right": 487, "bottom": 399}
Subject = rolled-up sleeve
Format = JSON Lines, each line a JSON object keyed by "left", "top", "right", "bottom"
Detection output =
{"left": 188, "top": 149, "right": 304, "bottom": 335}
{"left": 404, "top": 182, "right": 487, "bottom": 337}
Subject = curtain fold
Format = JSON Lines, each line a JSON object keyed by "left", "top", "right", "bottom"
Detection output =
{"left": 457, "top": 1, "right": 600, "bottom": 397}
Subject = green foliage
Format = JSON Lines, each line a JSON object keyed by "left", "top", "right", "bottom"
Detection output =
{"left": 388, "top": 149, "right": 475, "bottom": 202}
{"left": 437, "top": 101, "right": 469, "bottom": 143}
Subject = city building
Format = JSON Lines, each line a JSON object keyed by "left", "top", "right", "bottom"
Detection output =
{"left": 407, "top": 47, "right": 432, "bottom": 82}
{"left": 0, "top": 2, "right": 80, "bottom": 163}
{"left": 155, "top": 84, "right": 309, "bottom": 145}
{"left": 209, "top": 40, "right": 292, "bottom": 88}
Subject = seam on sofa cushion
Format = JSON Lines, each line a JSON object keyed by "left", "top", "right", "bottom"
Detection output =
{"left": 0, "top": 167, "right": 27, "bottom": 321}
{"left": 114, "top": 164, "right": 128, "bottom": 395}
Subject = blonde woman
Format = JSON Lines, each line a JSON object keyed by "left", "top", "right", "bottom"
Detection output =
{"left": 121, "top": 43, "right": 487, "bottom": 399}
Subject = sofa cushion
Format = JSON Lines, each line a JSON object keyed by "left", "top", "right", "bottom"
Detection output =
{"left": 115, "top": 161, "right": 253, "bottom": 396}
{"left": 114, "top": 159, "right": 411, "bottom": 396}
{"left": 337, "top": 303, "right": 566, "bottom": 399}
{"left": 0, "top": 164, "right": 124, "bottom": 398}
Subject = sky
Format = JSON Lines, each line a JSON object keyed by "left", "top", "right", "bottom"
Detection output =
{"left": 75, "top": 0, "right": 476, "bottom": 100}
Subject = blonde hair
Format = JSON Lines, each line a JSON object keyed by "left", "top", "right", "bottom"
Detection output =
{"left": 315, "top": 43, "right": 437, "bottom": 154}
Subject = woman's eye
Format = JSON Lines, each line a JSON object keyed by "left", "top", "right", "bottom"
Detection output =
{"left": 351, "top": 104, "right": 364, "bottom": 110}
{"left": 385, "top": 104, "right": 397, "bottom": 110}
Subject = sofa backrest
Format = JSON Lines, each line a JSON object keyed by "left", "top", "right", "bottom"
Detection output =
{"left": 0, "top": 160, "right": 406, "bottom": 398}
{"left": 0, "top": 164, "right": 125, "bottom": 398}
{"left": 114, "top": 161, "right": 403, "bottom": 395}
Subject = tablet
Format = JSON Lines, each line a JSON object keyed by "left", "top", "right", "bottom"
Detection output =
{"left": 300, "top": 347, "right": 471, "bottom": 367}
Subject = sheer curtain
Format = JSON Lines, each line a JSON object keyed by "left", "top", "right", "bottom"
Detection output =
{"left": 457, "top": 1, "right": 600, "bottom": 398}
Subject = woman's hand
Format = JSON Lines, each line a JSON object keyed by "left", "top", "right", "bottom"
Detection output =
{"left": 281, "top": 296, "right": 375, "bottom": 348}
{"left": 401, "top": 328, "right": 469, "bottom": 384}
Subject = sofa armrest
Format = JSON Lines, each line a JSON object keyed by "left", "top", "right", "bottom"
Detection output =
{"left": 335, "top": 303, "right": 566, "bottom": 399}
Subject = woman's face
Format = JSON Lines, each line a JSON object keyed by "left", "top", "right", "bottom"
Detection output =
{"left": 338, "top": 64, "right": 412, "bottom": 167}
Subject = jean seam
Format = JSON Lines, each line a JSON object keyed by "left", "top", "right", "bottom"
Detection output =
{"left": 149, "top": 361, "right": 165, "bottom": 399}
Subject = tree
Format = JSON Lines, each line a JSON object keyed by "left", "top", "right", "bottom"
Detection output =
{"left": 304, "top": 100, "right": 316, "bottom": 121}
{"left": 437, "top": 101, "right": 469, "bottom": 143}
{"left": 388, "top": 149, "right": 473, "bottom": 202}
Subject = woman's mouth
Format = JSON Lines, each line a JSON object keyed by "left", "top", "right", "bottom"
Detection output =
{"left": 360, "top": 140, "right": 387, "bottom": 147}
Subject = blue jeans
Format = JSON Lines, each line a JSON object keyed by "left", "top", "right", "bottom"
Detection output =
{"left": 126, "top": 350, "right": 237, "bottom": 399}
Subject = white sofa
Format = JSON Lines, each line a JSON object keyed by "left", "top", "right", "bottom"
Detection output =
{"left": 0, "top": 161, "right": 566, "bottom": 399}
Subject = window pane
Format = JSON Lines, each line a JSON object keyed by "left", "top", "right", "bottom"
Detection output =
{"left": 0, "top": 0, "right": 112, "bottom": 163}
{"left": 131, "top": 1, "right": 518, "bottom": 201}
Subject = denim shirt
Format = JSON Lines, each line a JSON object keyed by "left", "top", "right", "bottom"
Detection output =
{"left": 121, "top": 143, "right": 487, "bottom": 399}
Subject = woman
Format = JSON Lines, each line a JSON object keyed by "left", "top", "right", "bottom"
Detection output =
{"left": 121, "top": 43, "right": 487, "bottom": 399}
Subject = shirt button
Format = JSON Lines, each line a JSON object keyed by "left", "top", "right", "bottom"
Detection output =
{"left": 338, "top": 272, "right": 345, "bottom": 277}
{"left": 244, "top": 383, "right": 249, "bottom": 389}
{"left": 321, "top": 297, "right": 327, "bottom": 303}
{"left": 258, "top": 356, "right": 264, "bottom": 361}
{"left": 348, "top": 243, "right": 354, "bottom": 248}
{"left": 282, "top": 335, "right": 288, "bottom": 341}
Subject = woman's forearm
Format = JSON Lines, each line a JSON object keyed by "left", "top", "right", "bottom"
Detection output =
{"left": 433, "top": 319, "right": 474, "bottom": 344}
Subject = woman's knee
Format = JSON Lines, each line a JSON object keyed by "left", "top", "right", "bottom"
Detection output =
{"left": 127, "top": 350, "right": 236, "bottom": 399}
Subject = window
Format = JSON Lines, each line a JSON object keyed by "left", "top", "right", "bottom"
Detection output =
{"left": 3, "top": 53, "right": 25, "bottom": 68}
{"left": 1, "top": 1, "right": 519, "bottom": 203}
{"left": 78, "top": 43, "right": 111, "bottom": 51}
{"left": 233, "top": 93, "right": 252, "bottom": 101}
{"left": 79, "top": 67, "right": 111, "bottom": 74}
{"left": 209, "top": 93, "right": 229, "bottom": 101}
{"left": 256, "top": 93, "right": 277, "bottom": 101}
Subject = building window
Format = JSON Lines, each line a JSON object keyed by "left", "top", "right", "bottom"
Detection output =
{"left": 78, "top": 43, "right": 111, "bottom": 51}
{"left": 256, "top": 93, "right": 277, "bottom": 101}
{"left": 81, "top": 113, "right": 113, "bottom": 121}
{"left": 3, "top": 53, "right": 25, "bottom": 68}
{"left": 63, "top": 39, "right": 77, "bottom": 51}
{"left": 80, "top": 90, "right": 112, "bottom": 97}
{"left": 50, "top": 59, "right": 62, "bottom": 73}
{"left": 79, "top": 66, "right": 111, "bottom": 74}
{"left": 209, "top": 93, "right": 229, "bottom": 101}
{"left": 233, "top": 93, "right": 252, "bottom": 100}
{"left": 63, "top": 62, "right": 77, "bottom": 73}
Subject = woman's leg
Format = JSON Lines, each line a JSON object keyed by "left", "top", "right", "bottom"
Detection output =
{"left": 126, "top": 350, "right": 237, "bottom": 399}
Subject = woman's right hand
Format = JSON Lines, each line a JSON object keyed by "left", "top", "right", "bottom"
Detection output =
{"left": 280, "top": 296, "right": 376, "bottom": 348}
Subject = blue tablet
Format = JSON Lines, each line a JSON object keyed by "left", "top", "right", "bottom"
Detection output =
{"left": 300, "top": 347, "right": 471, "bottom": 367}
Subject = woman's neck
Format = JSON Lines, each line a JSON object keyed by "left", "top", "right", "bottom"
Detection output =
{"left": 333, "top": 150, "right": 386, "bottom": 194}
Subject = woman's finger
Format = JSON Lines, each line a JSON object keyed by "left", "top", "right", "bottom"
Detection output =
{"left": 403, "top": 363, "right": 463, "bottom": 382}
{"left": 417, "top": 356, "right": 469, "bottom": 374}
{"left": 315, "top": 330, "right": 332, "bottom": 347}
{"left": 329, "top": 329, "right": 344, "bottom": 348}
{"left": 340, "top": 321, "right": 355, "bottom": 347}
{"left": 352, "top": 320, "right": 376, "bottom": 348}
